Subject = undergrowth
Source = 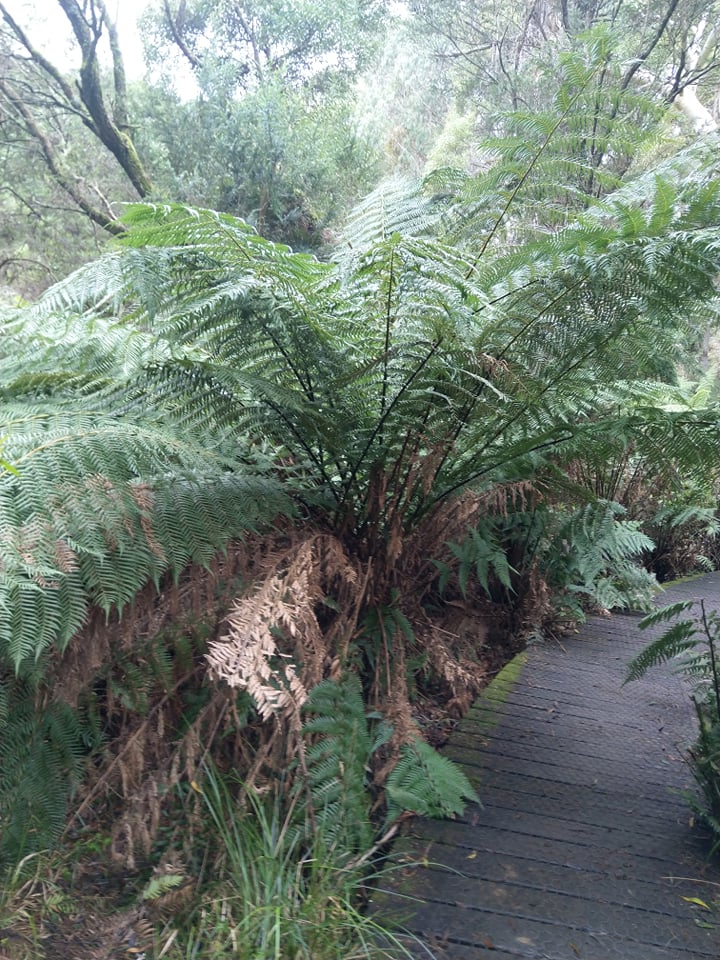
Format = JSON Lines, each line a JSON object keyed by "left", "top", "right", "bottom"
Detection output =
{"left": 161, "top": 764, "right": 420, "bottom": 960}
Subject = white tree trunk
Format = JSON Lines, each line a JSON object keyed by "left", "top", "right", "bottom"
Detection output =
{"left": 674, "top": 86, "right": 718, "bottom": 133}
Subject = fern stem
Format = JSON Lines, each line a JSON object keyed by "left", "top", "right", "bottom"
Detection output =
{"left": 354, "top": 409, "right": 427, "bottom": 543}
{"left": 417, "top": 277, "right": 586, "bottom": 511}
{"left": 338, "top": 336, "right": 444, "bottom": 511}
{"left": 260, "top": 395, "right": 341, "bottom": 503}
{"left": 585, "top": 57, "right": 611, "bottom": 197}
{"left": 380, "top": 248, "right": 395, "bottom": 423}
{"left": 382, "top": 402, "right": 435, "bottom": 531}
{"left": 700, "top": 600, "right": 720, "bottom": 721}
{"left": 265, "top": 328, "right": 315, "bottom": 401}
{"left": 464, "top": 71, "right": 598, "bottom": 279}
{"left": 427, "top": 318, "right": 622, "bottom": 506}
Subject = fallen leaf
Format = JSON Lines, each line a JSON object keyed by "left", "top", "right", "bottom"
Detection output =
{"left": 682, "top": 896, "right": 710, "bottom": 910}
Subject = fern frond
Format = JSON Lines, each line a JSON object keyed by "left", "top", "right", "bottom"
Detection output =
{"left": 625, "top": 621, "right": 699, "bottom": 682}
{"left": 385, "top": 738, "right": 479, "bottom": 826}
{"left": 0, "top": 407, "right": 295, "bottom": 667}
{"left": 638, "top": 600, "right": 696, "bottom": 630}
{"left": 300, "top": 674, "right": 374, "bottom": 854}
{"left": 0, "top": 684, "right": 93, "bottom": 860}
{"left": 337, "top": 176, "right": 444, "bottom": 258}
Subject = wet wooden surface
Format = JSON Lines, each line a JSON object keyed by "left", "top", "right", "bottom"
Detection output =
{"left": 377, "top": 575, "right": 720, "bottom": 959}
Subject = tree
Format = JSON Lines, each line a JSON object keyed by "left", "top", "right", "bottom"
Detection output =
{"left": 408, "top": 0, "right": 720, "bottom": 139}
{"left": 136, "top": 0, "right": 388, "bottom": 243}
{"left": 0, "top": 0, "right": 153, "bottom": 228}
{"left": 143, "top": 0, "right": 387, "bottom": 90}
{"left": 132, "top": 70, "right": 381, "bottom": 246}
{"left": 0, "top": 0, "right": 389, "bottom": 291}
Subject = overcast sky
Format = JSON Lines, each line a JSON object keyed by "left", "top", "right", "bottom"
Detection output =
{"left": 17, "top": 0, "right": 148, "bottom": 78}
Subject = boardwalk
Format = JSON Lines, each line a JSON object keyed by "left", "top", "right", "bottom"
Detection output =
{"left": 379, "top": 574, "right": 720, "bottom": 960}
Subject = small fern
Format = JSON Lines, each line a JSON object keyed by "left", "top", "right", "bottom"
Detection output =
{"left": 385, "top": 738, "right": 479, "bottom": 826}
{"left": 141, "top": 874, "right": 186, "bottom": 901}
{"left": 625, "top": 602, "right": 697, "bottom": 682}
{"left": 301, "top": 674, "right": 481, "bottom": 847}
{"left": 300, "top": 674, "right": 375, "bottom": 855}
{"left": 545, "top": 501, "right": 657, "bottom": 616}
{"left": 439, "top": 519, "right": 515, "bottom": 599}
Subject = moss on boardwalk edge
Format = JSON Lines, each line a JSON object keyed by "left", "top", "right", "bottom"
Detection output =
{"left": 462, "top": 651, "right": 528, "bottom": 736}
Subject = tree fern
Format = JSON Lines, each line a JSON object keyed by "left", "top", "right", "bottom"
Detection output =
{"left": 3, "top": 165, "right": 720, "bottom": 662}
{"left": 2, "top": 60, "right": 720, "bottom": 866}
{"left": 1, "top": 132, "right": 720, "bottom": 658}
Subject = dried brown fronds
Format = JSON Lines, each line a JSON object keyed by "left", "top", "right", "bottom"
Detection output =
{"left": 206, "top": 532, "right": 360, "bottom": 724}
{"left": 48, "top": 504, "right": 530, "bottom": 869}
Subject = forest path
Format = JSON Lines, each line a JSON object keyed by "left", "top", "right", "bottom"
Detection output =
{"left": 378, "top": 574, "right": 720, "bottom": 959}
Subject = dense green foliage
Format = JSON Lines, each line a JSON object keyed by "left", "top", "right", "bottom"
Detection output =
{"left": 2, "top": 125, "right": 719, "bottom": 675}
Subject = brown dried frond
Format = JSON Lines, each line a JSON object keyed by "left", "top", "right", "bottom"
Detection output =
{"left": 52, "top": 539, "right": 256, "bottom": 707}
{"left": 206, "top": 532, "right": 360, "bottom": 724}
{"left": 476, "top": 351, "right": 509, "bottom": 377}
{"left": 476, "top": 479, "right": 539, "bottom": 516}
{"left": 53, "top": 537, "right": 78, "bottom": 573}
{"left": 416, "top": 609, "right": 489, "bottom": 716}
{"left": 52, "top": 529, "right": 368, "bottom": 868}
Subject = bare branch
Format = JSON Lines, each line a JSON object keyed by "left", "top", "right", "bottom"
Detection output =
{"left": 0, "top": 0, "right": 152, "bottom": 210}
{"left": 0, "top": 1, "right": 87, "bottom": 121}
{"left": 162, "top": 0, "right": 202, "bottom": 70}
{"left": 620, "top": 0, "right": 682, "bottom": 92}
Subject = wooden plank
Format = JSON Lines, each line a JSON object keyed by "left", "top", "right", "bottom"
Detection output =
{"left": 388, "top": 839, "right": 704, "bottom": 918}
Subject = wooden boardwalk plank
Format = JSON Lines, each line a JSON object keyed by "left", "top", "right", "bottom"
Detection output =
{"left": 375, "top": 575, "right": 720, "bottom": 959}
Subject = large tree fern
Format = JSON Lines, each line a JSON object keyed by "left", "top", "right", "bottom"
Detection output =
{"left": 2, "top": 101, "right": 720, "bottom": 861}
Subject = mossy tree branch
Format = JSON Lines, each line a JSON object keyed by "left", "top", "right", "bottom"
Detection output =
{"left": 0, "top": 0, "right": 152, "bottom": 234}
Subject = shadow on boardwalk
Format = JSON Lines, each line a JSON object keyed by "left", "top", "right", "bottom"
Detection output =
{"left": 377, "top": 573, "right": 720, "bottom": 960}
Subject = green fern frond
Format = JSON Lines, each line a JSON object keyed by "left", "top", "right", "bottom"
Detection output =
{"left": 0, "top": 408, "right": 296, "bottom": 667}
{"left": 637, "top": 600, "right": 695, "bottom": 630}
{"left": 338, "top": 176, "right": 444, "bottom": 257}
{"left": 0, "top": 683, "right": 94, "bottom": 861}
{"left": 141, "top": 874, "right": 186, "bottom": 902}
{"left": 625, "top": 621, "right": 699, "bottom": 682}
{"left": 300, "top": 675, "right": 374, "bottom": 854}
{"left": 385, "top": 738, "right": 479, "bottom": 826}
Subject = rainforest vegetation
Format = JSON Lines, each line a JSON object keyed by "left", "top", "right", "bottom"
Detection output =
{"left": 2, "top": 1, "right": 720, "bottom": 957}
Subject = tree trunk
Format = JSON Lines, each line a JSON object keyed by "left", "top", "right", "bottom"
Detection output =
{"left": 56, "top": 0, "right": 153, "bottom": 198}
